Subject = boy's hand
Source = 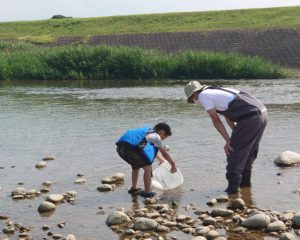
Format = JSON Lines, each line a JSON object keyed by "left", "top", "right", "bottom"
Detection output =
{"left": 170, "top": 165, "right": 177, "bottom": 173}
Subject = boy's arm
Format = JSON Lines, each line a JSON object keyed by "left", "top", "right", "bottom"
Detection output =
{"left": 158, "top": 147, "right": 177, "bottom": 173}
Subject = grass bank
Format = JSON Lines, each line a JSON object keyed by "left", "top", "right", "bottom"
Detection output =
{"left": 0, "top": 7, "right": 300, "bottom": 44}
{"left": 0, "top": 42, "right": 288, "bottom": 80}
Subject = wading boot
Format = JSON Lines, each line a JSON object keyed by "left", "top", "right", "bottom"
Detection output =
{"left": 240, "top": 169, "right": 252, "bottom": 187}
{"left": 224, "top": 173, "right": 242, "bottom": 194}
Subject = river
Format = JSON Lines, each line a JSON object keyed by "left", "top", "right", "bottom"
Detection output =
{"left": 0, "top": 79, "right": 299, "bottom": 239}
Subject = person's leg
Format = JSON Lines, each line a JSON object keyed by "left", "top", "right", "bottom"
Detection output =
{"left": 132, "top": 168, "right": 140, "bottom": 189}
{"left": 143, "top": 165, "right": 152, "bottom": 193}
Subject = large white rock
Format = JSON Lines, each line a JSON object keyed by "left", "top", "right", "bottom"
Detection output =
{"left": 36, "top": 161, "right": 47, "bottom": 168}
{"left": 274, "top": 151, "right": 300, "bottom": 166}
{"left": 11, "top": 187, "right": 26, "bottom": 196}
{"left": 38, "top": 201, "right": 56, "bottom": 213}
{"left": 241, "top": 213, "right": 270, "bottom": 229}
{"left": 106, "top": 211, "right": 131, "bottom": 226}
{"left": 133, "top": 217, "right": 158, "bottom": 230}
{"left": 211, "top": 208, "right": 234, "bottom": 217}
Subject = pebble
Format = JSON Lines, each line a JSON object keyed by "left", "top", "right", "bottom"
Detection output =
{"left": 266, "top": 220, "right": 286, "bottom": 232}
{"left": 241, "top": 213, "right": 270, "bottom": 229}
{"left": 206, "top": 198, "right": 217, "bottom": 206}
{"left": 279, "top": 232, "right": 295, "bottom": 240}
{"left": 97, "top": 184, "right": 115, "bottom": 192}
{"left": 74, "top": 178, "right": 86, "bottom": 184}
{"left": 228, "top": 198, "right": 246, "bottom": 210}
{"left": 38, "top": 201, "right": 56, "bottom": 213}
{"left": 134, "top": 217, "right": 158, "bottom": 230}
{"left": 42, "top": 156, "right": 55, "bottom": 161}
{"left": 203, "top": 217, "right": 217, "bottom": 226}
{"left": 206, "top": 230, "right": 220, "bottom": 239}
{"left": 211, "top": 208, "right": 234, "bottom": 217}
{"left": 216, "top": 195, "right": 229, "bottom": 203}
{"left": 36, "top": 161, "right": 47, "bottom": 169}
{"left": 2, "top": 226, "right": 15, "bottom": 234}
{"left": 42, "top": 181, "right": 52, "bottom": 187}
{"left": 106, "top": 211, "right": 131, "bottom": 226}
{"left": 46, "top": 194, "right": 64, "bottom": 204}
{"left": 63, "top": 234, "right": 76, "bottom": 240}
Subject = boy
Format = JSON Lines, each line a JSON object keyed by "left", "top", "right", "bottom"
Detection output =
{"left": 116, "top": 122, "right": 177, "bottom": 198}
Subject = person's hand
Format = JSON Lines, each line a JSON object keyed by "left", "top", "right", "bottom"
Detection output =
{"left": 224, "top": 142, "right": 234, "bottom": 155}
{"left": 170, "top": 164, "right": 177, "bottom": 173}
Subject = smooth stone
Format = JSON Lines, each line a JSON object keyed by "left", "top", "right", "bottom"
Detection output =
{"left": 11, "top": 187, "right": 26, "bottom": 196}
{"left": 65, "top": 191, "right": 77, "bottom": 197}
{"left": 42, "top": 181, "right": 52, "bottom": 186}
{"left": 42, "top": 225, "right": 50, "bottom": 231}
{"left": 97, "top": 184, "right": 115, "bottom": 192}
{"left": 192, "top": 237, "right": 207, "bottom": 240}
{"left": 203, "top": 217, "right": 217, "bottom": 226}
{"left": 279, "top": 233, "right": 295, "bottom": 240}
{"left": 46, "top": 194, "right": 64, "bottom": 203}
{"left": 53, "top": 234, "right": 64, "bottom": 239}
{"left": 42, "top": 156, "right": 55, "bottom": 161}
{"left": 62, "top": 235, "right": 76, "bottom": 240}
{"left": 74, "top": 178, "right": 86, "bottom": 184}
{"left": 206, "top": 230, "right": 220, "bottom": 239}
{"left": 26, "top": 189, "right": 38, "bottom": 196}
{"left": 133, "top": 217, "right": 158, "bottom": 230}
{"left": 292, "top": 212, "right": 300, "bottom": 227}
{"left": 156, "top": 225, "right": 170, "bottom": 233}
{"left": 12, "top": 194, "right": 25, "bottom": 200}
{"left": 106, "top": 211, "right": 131, "bottom": 226}
{"left": 207, "top": 199, "right": 217, "bottom": 206}
{"left": 241, "top": 213, "right": 270, "bottom": 229}
{"left": 125, "top": 229, "right": 135, "bottom": 235}
{"left": 195, "top": 226, "right": 211, "bottom": 235}
{"left": 216, "top": 195, "right": 229, "bottom": 203}
{"left": 266, "top": 221, "right": 286, "bottom": 232}
{"left": 101, "top": 177, "right": 118, "bottom": 184}
{"left": 0, "top": 215, "right": 9, "bottom": 220}
{"left": 40, "top": 187, "right": 50, "bottom": 193}
{"left": 176, "top": 215, "right": 190, "bottom": 221}
{"left": 38, "top": 201, "right": 56, "bottom": 213}
{"left": 111, "top": 173, "right": 125, "bottom": 181}
{"left": 211, "top": 208, "right": 234, "bottom": 217}
{"left": 36, "top": 161, "right": 47, "bottom": 168}
{"left": 274, "top": 151, "right": 300, "bottom": 166}
{"left": 2, "top": 226, "right": 15, "bottom": 234}
{"left": 228, "top": 198, "right": 246, "bottom": 210}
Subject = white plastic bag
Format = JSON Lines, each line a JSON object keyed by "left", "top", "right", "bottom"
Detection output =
{"left": 152, "top": 162, "right": 184, "bottom": 190}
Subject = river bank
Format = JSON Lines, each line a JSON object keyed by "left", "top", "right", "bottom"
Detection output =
{"left": 0, "top": 42, "right": 289, "bottom": 80}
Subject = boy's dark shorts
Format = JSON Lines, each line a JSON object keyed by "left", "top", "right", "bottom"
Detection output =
{"left": 117, "top": 142, "right": 150, "bottom": 169}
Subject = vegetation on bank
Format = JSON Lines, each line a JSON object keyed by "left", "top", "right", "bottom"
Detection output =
{"left": 0, "top": 7, "right": 300, "bottom": 44}
{"left": 0, "top": 42, "right": 288, "bottom": 80}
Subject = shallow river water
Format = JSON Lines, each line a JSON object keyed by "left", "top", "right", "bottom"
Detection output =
{"left": 0, "top": 79, "right": 299, "bottom": 239}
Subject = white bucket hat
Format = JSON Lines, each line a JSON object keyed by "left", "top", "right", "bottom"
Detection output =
{"left": 184, "top": 80, "right": 204, "bottom": 99}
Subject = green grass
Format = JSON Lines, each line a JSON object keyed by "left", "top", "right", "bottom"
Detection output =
{"left": 0, "top": 6, "right": 300, "bottom": 43}
{"left": 0, "top": 42, "right": 289, "bottom": 80}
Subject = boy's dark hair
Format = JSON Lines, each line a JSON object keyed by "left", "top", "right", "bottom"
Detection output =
{"left": 153, "top": 123, "right": 172, "bottom": 136}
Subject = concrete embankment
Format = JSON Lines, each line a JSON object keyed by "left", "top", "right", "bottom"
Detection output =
{"left": 55, "top": 28, "right": 300, "bottom": 69}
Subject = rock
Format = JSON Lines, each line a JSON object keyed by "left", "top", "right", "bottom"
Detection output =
{"left": 125, "top": 229, "right": 135, "bottom": 235}
{"left": 203, "top": 217, "right": 217, "bottom": 226}
{"left": 211, "top": 208, "right": 234, "bottom": 217}
{"left": 74, "top": 178, "right": 86, "bottom": 184}
{"left": 206, "top": 230, "right": 220, "bottom": 239}
{"left": 216, "top": 195, "right": 229, "bottom": 203}
{"left": 43, "top": 156, "right": 55, "bottom": 161}
{"left": 207, "top": 199, "right": 217, "bottom": 206}
{"left": 101, "top": 177, "right": 118, "bottom": 184}
{"left": 63, "top": 235, "right": 76, "bottom": 240}
{"left": 38, "top": 201, "right": 56, "bottom": 213}
{"left": 133, "top": 217, "right": 158, "bottom": 230}
{"left": 106, "top": 211, "right": 131, "bottom": 226}
{"left": 266, "top": 220, "right": 286, "bottom": 232}
{"left": 11, "top": 187, "right": 26, "bottom": 196}
{"left": 65, "top": 191, "right": 77, "bottom": 197}
{"left": 2, "top": 226, "right": 15, "bottom": 234}
{"left": 292, "top": 212, "right": 300, "bottom": 227}
{"left": 57, "top": 222, "right": 66, "bottom": 228}
{"left": 241, "top": 213, "right": 270, "bottom": 229}
{"left": 192, "top": 237, "right": 207, "bottom": 240}
{"left": 274, "top": 151, "right": 300, "bottom": 166}
{"left": 97, "top": 184, "right": 115, "bottom": 192}
{"left": 156, "top": 225, "right": 170, "bottom": 233}
{"left": 279, "top": 233, "right": 295, "bottom": 240}
{"left": 42, "top": 225, "right": 50, "bottom": 231}
{"left": 36, "top": 161, "right": 47, "bottom": 168}
{"left": 111, "top": 172, "right": 125, "bottom": 181}
{"left": 53, "top": 234, "right": 64, "bottom": 239}
{"left": 12, "top": 194, "right": 25, "bottom": 200}
{"left": 0, "top": 215, "right": 9, "bottom": 220}
{"left": 176, "top": 215, "right": 190, "bottom": 222}
{"left": 46, "top": 194, "right": 64, "bottom": 203}
{"left": 228, "top": 198, "right": 246, "bottom": 210}
{"left": 194, "top": 226, "right": 211, "bottom": 235}
{"left": 26, "top": 189, "right": 38, "bottom": 196}
{"left": 42, "top": 181, "right": 52, "bottom": 186}
{"left": 40, "top": 187, "right": 50, "bottom": 193}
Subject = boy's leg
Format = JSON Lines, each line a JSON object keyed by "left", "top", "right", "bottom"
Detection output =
{"left": 132, "top": 168, "right": 140, "bottom": 189}
{"left": 143, "top": 165, "right": 152, "bottom": 192}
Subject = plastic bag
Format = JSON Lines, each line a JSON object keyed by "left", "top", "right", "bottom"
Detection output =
{"left": 152, "top": 162, "right": 184, "bottom": 190}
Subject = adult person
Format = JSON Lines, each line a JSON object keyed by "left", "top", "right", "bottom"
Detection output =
{"left": 184, "top": 81, "right": 268, "bottom": 194}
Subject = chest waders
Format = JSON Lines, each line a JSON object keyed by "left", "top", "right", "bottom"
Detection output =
{"left": 204, "top": 87, "right": 268, "bottom": 194}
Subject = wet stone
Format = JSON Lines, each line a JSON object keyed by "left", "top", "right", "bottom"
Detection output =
{"left": 228, "top": 198, "right": 246, "bottom": 210}
{"left": 3, "top": 226, "right": 15, "bottom": 234}
{"left": 241, "top": 213, "right": 270, "bottom": 229}
{"left": 106, "top": 211, "right": 131, "bottom": 226}
{"left": 134, "top": 218, "right": 158, "bottom": 230}
{"left": 97, "top": 184, "right": 115, "bottom": 192}
{"left": 38, "top": 201, "right": 56, "bottom": 213}
{"left": 266, "top": 220, "right": 286, "bottom": 232}
{"left": 74, "top": 178, "right": 86, "bottom": 184}
{"left": 36, "top": 161, "right": 47, "bottom": 169}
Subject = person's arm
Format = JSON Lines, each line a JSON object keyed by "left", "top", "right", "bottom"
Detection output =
{"left": 207, "top": 108, "right": 234, "bottom": 155}
{"left": 156, "top": 152, "right": 166, "bottom": 165}
{"left": 225, "top": 117, "right": 236, "bottom": 130}
{"left": 158, "top": 147, "right": 177, "bottom": 173}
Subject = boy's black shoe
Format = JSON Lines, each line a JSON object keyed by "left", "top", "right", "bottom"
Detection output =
{"left": 139, "top": 191, "right": 156, "bottom": 198}
{"left": 128, "top": 187, "right": 143, "bottom": 195}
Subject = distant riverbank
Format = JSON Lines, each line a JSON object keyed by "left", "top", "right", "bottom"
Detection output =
{"left": 0, "top": 42, "right": 289, "bottom": 80}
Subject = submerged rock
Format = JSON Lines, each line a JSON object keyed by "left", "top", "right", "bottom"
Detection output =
{"left": 74, "top": 178, "right": 86, "bottom": 184}
{"left": 241, "top": 213, "right": 270, "bottom": 229}
{"left": 43, "top": 156, "right": 55, "bottom": 161}
{"left": 46, "top": 194, "right": 64, "bottom": 204}
{"left": 133, "top": 217, "right": 157, "bottom": 230}
{"left": 97, "top": 184, "right": 115, "bottom": 192}
{"left": 274, "top": 151, "right": 300, "bottom": 166}
{"left": 106, "top": 211, "right": 131, "bottom": 226}
{"left": 36, "top": 161, "right": 47, "bottom": 169}
{"left": 38, "top": 201, "right": 56, "bottom": 213}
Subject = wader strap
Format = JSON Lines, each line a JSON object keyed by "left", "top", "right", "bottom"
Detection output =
{"left": 205, "top": 86, "right": 239, "bottom": 96}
